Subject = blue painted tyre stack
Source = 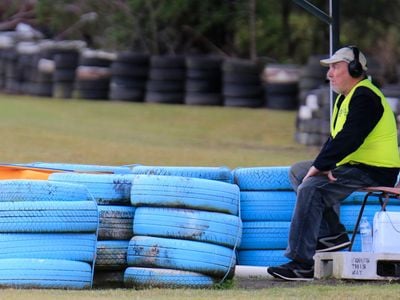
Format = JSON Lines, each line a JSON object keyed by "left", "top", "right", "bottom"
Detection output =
{"left": 233, "top": 166, "right": 294, "bottom": 267}
{"left": 48, "top": 171, "right": 135, "bottom": 288}
{"left": 234, "top": 166, "right": 400, "bottom": 262}
{"left": 0, "top": 180, "right": 98, "bottom": 289}
{"left": 126, "top": 167, "right": 242, "bottom": 288}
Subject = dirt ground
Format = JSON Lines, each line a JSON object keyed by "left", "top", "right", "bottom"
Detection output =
{"left": 235, "top": 277, "right": 398, "bottom": 289}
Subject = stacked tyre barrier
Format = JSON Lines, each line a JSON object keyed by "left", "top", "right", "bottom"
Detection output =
{"left": 4, "top": 45, "right": 24, "bottom": 93}
{"left": 48, "top": 171, "right": 135, "bottom": 288}
{"left": 184, "top": 56, "right": 223, "bottom": 106}
{"left": 109, "top": 52, "right": 150, "bottom": 102}
{"left": 233, "top": 166, "right": 293, "bottom": 267}
{"left": 0, "top": 179, "right": 98, "bottom": 289}
{"left": 145, "top": 55, "right": 186, "bottom": 104}
{"left": 0, "top": 35, "right": 15, "bottom": 90}
{"left": 381, "top": 84, "right": 400, "bottom": 141}
{"left": 295, "top": 86, "right": 330, "bottom": 146}
{"left": 233, "top": 165, "right": 400, "bottom": 263}
{"left": 53, "top": 48, "right": 81, "bottom": 99}
{"left": 222, "top": 58, "right": 264, "bottom": 108}
{"left": 73, "top": 49, "right": 114, "bottom": 100}
{"left": 263, "top": 64, "right": 301, "bottom": 111}
{"left": 298, "top": 55, "right": 327, "bottom": 104}
{"left": 28, "top": 42, "right": 56, "bottom": 97}
{"left": 19, "top": 41, "right": 83, "bottom": 98}
{"left": 126, "top": 174, "right": 242, "bottom": 288}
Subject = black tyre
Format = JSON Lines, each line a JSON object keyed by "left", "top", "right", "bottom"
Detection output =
{"left": 145, "top": 92, "right": 184, "bottom": 104}
{"left": 150, "top": 55, "right": 185, "bottom": 68}
{"left": 184, "top": 92, "right": 222, "bottom": 106}
{"left": 224, "top": 96, "right": 264, "bottom": 108}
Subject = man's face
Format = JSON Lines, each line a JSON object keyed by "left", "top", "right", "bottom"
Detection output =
{"left": 326, "top": 61, "right": 353, "bottom": 95}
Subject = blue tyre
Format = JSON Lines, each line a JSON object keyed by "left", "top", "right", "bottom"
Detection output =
{"left": 0, "top": 233, "right": 96, "bottom": 262}
{"left": 129, "top": 165, "right": 233, "bottom": 183}
{"left": 0, "top": 180, "right": 89, "bottom": 202}
{"left": 133, "top": 207, "right": 242, "bottom": 248}
{"left": 124, "top": 267, "right": 215, "bottom": 288}
{"left": 98, "top": 205, "right": 135, "bottom": 240}
{"left": 131, "top": 175, "right": 240, "bottom": 215}
{"left": 0, "top": 258, "right": 92, "bottom": 289}
{"left": 233, "top": 166, "right": 292, "bottom": 190}
{"left": 237, "top": 250, "right": 290, "bottom": 267}
{"left": 240, "top": 221, "right": 290, "bottom": 250}
{"left": 96, "top": 240, "right": 129, "bottom": 270}
{"left": 49, "top": 173, "right": 134, "bottom": 204}
{"left": 240, "top": 191, "right": 296, "bottom": 221}
{"left": 0, "top": 201, "right": 98, "bottom": 233}
{"left": 127, "top": 236, "right": 236, "bottom": 277}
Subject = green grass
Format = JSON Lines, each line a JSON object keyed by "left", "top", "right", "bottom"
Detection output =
{"left": 0, "top": 94, "right": 318, "bottom": 167}
{"left": 1, "top": 94, "right": 399, "bottom": 299}
{"left": 1, "top": 283, "right": 400, "bottom": 299}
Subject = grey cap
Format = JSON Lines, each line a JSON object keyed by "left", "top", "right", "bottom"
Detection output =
{"left": 320, "top": 47, "right": 368, "bottom": 71}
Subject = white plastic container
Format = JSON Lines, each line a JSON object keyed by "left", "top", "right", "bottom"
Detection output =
{"left": 373, "top": 211, "right": 400, "bottom": 253}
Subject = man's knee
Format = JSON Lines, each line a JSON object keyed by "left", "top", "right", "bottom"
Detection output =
{"left": 290, "top": 160, "right": 313, "bottom": 191}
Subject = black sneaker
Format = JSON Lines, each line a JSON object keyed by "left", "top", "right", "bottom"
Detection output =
{"left": 267, "top": 261, "right": 314, "bottom": 281}
{"left": 316, "top": 232, "right": 350, "bottom": 253}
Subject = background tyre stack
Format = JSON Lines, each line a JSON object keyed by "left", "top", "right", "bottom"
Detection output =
{"left": 381, "top": 84, "right": 400, "bottom": 141}
{"left": 15, "top": 41, "right": 39, "bottom": 95}
{"left": 109, "top": 52, "right": 150, "bottom": 102}
{"left": 298, "top": 54, "right": 328, "bottom": 105}
{"left": 295, "top": 86, "right": 331, "bottom": 146}
{"left": 184, "top": 56, "right": 223, "bottom": 106}
{"left": 233, "top": 166, "right": 294, "bottom": 267}
{"left": 0, "top": 180, "right": 98, "bottom": 289}
{"left": 382, "top": 84, "right": 400, "bottom": 112}
{"left": 222, "top": 58, "right": 264, "bottom": 108}
{"left": 262, "top": 64, "right": 301, "bottom": 110}
{"left": 28, "top": 41, "right": 60, "bottom": 97}
{"left": 0, "top": 35, "right": 15, "bottom": 90}
{"left": 73, "top": 49, "right": 114, "bottom": 100}
{"left": 3, "top": 44, "right": 24, "bottom": 94}
{"left": 367, "top": 57, "right": 386, "bottom": 88}
{"left": 52, "top": 41, "right": 85, "bottom": 99}
{"left": 48, "top": 172, "right": 135, "bottom": 288}
{"left": 126, "top": 174, "right": 241, "bottom": 288}
{"left": 145, "top": 55, "right": 185, "bottom": 104}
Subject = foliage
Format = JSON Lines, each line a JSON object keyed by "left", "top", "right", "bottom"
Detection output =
{"left": 3, "top": 0, "right": 398, "bottom": 68}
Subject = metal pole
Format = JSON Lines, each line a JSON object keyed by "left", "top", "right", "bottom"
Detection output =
{"left": 329, "top": 0, "right": 340, "bottom": 117}
{"left": 293, "top": 0, "right": 340, "bottom": 120}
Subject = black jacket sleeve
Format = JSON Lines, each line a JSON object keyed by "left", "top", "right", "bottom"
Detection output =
{"left": 313, "top": 86, "right": 384, "bottom": 171}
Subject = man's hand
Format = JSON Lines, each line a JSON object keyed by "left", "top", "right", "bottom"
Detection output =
{"left": 302, "top": 166, "right": 337, "bottom": 182}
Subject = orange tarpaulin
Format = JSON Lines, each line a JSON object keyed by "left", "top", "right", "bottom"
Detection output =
{"left": 0, "top": 165, "right": 61, "bottom": 180}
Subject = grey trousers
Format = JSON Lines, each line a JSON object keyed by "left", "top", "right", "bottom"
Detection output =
{"left": 285, "top": 160, "right": 380, "bottom": 265}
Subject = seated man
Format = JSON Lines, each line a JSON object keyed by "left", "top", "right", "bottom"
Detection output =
{"left": 267, "top": 46, "right": 400, "bottom": 281}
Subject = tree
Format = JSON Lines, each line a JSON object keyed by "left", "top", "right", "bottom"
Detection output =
{"left": 2, "top": 0, "right": 399, "bottom": 71}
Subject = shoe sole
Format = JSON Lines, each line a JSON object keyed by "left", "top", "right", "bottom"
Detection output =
{"left": 315, "top": 241, "right": 351, "bottom": 253}
{"left": 267, "top": 268, "right": 313, "bottom": 281}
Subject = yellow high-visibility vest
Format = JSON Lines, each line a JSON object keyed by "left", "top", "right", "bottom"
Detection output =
{"left": 331, "top": 79, "right": 400, "bottom": 167}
